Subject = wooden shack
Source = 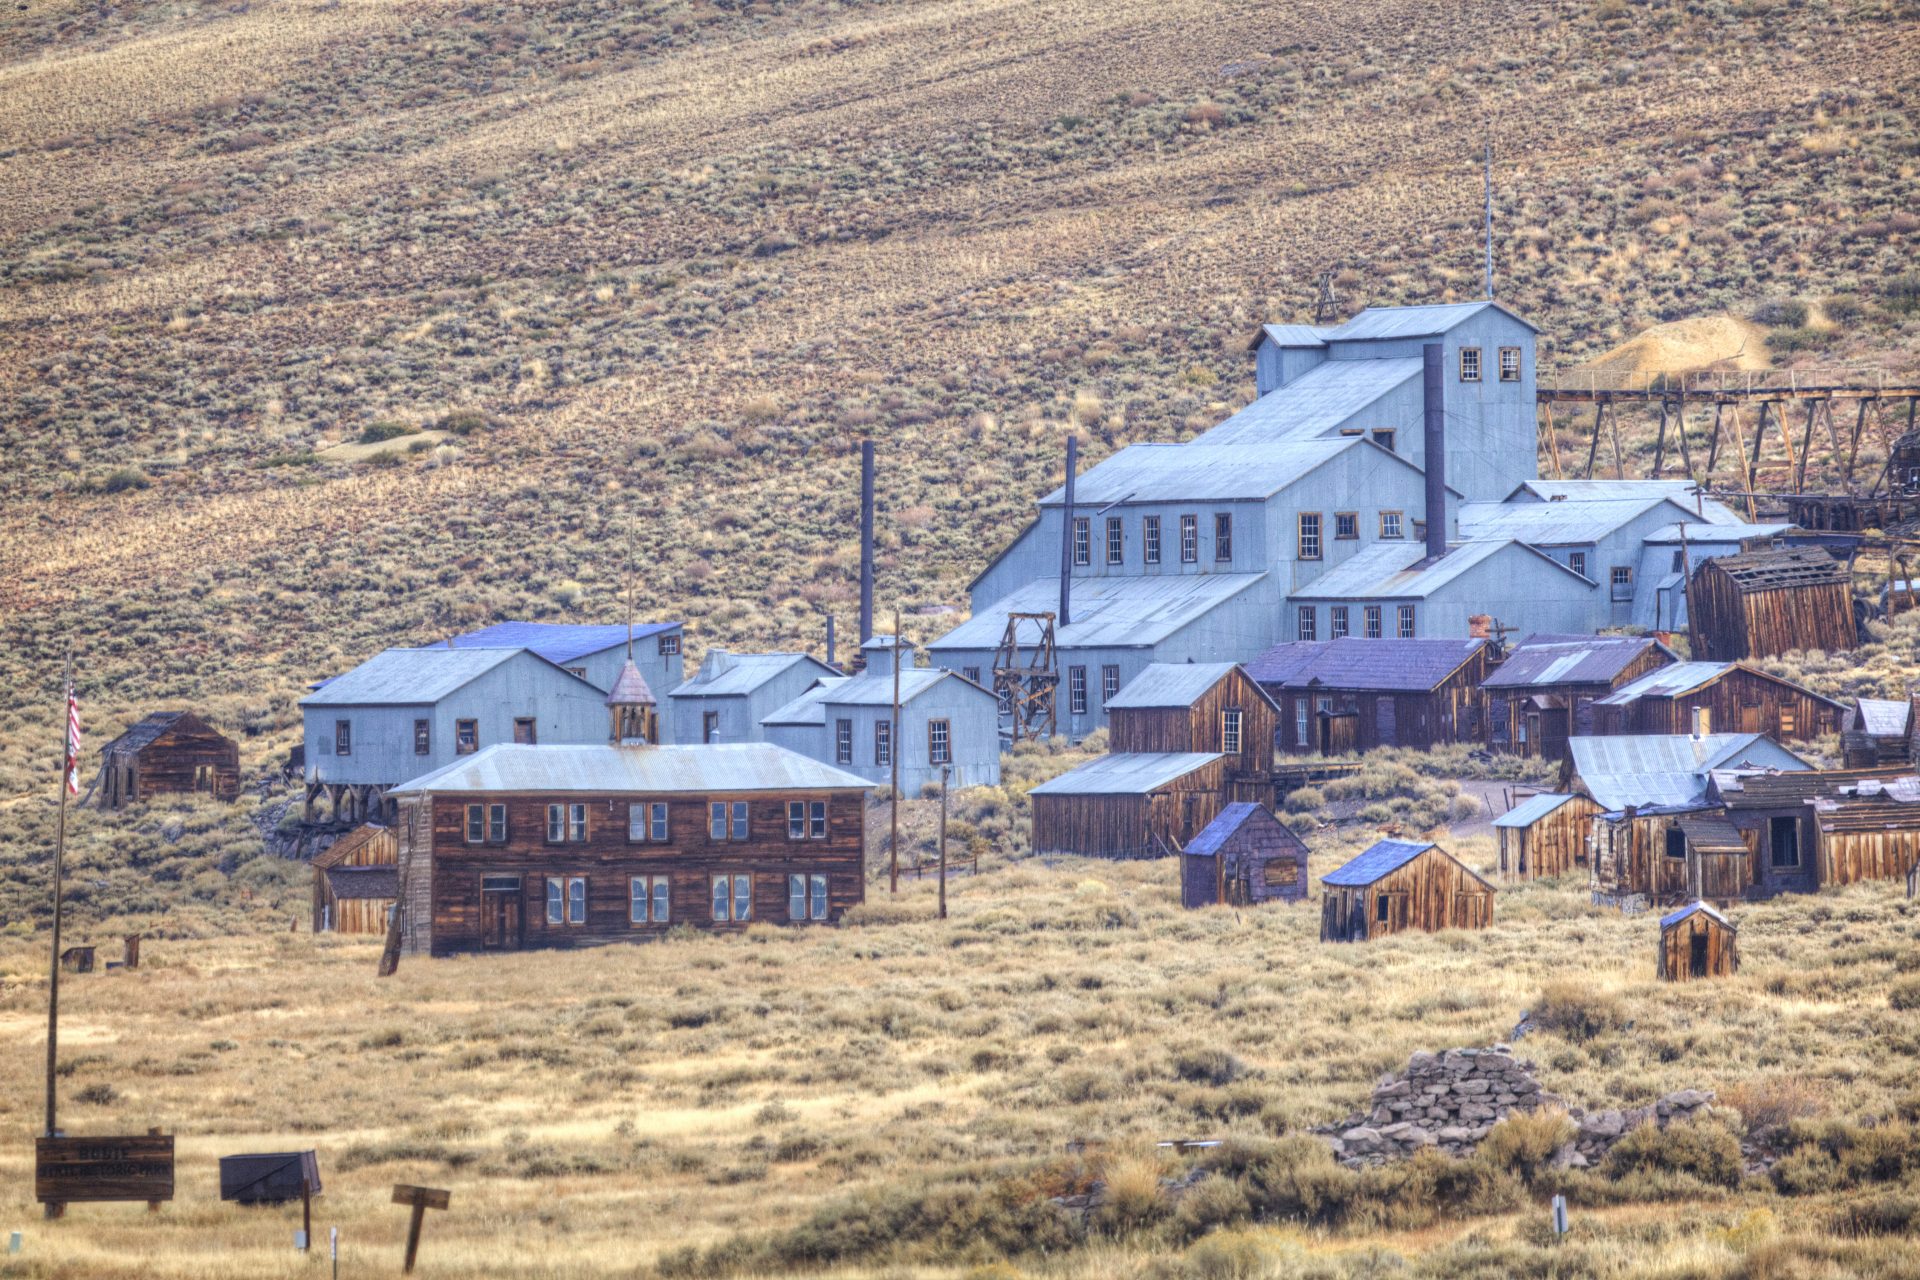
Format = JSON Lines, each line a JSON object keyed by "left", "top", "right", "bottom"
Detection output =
{"left": 1810, "top": 774, "right": 1920, "bottom": 888}
{"left": 1319, "top": 840, "right": 1493, "bottom": 942}
{"left": 1588, "top": 662, "right": 1841, "bottom": 743}
{"left": 1481, "top": 634, "right": 1677, "bottom": 761}
{"left": 1106, "top": 664, "right": 1281, "bottom": 804}
{"left": 1689, "top": 547, "right": 1855, "bottom": 661}
{"left": 1492, "top": 793, "right": 1601, "bottom": 880}
{"left": 1179, "top": 803, "right": 1309, "bottom": 908}
{"left": 1841, "top": 698, "right": 1912, "bottom": 769}
{"left": 1248, "top": 638, "right": 1490, "bottom": 756}
{"left": 1657, "top": 902, "right": 1738, "bottom": 981}
{"left": 311, "top": 824, "right": 399, "bottom": 933}
{"left": 1030, "top": 752, "right": 1225, "bottom": 858}
{"left": 97, "top": 711, "right": 240, "bottom": 808}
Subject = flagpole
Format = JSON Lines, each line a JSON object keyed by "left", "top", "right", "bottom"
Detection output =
{"left": 45, "top": 656, "right": 73, "bottom": 1172}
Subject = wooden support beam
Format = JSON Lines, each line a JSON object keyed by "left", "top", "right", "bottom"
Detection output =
{"left": 1794, "top": 400, "right": 1817, "bottom": 493}
{"left": 1583, "top": 402, "right": 1604, "bottom": 479}
{"left": 1706, "top": 403, "right": 1726, "bottom": 478}
{"left": 1845, "top": 398, "right": 1869, "bottom": 494}
{"left": 1675, "top": 387, "right": 1697, "bottom": 482}
{"left": 1651, "top": 399, "right": 1669, "bottom": 478}
{"left": 1609, "top": 403, "right": 1626, "bottom": 479}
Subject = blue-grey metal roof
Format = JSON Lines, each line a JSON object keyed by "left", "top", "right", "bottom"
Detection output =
{"left": 1259, "top": 323, "right": 1335, "bottom": 348}
{"left": 1322, "top": 839, "right": 1435, "bottom": 885}
{"left": 1853, "top": 697, "right": 1911, "bottom": 738}
{"left": 1482, "top": 635, "right": 1669, "bottom": 690}
{"left": 1195, "top": 358, "right": 1422, "bottom": 447}
{"left": 1594, "top": 662, "right": 1738, "bottom": 705}
{"left": 1458, "top": 497, "right": 1683, "bottom": 545}
{"left": 1508, "top": 480, "right": 1744, "bottom": 525}
{"left": 450, "top": 621, "right": 679, "bottom": 664}
{"left": 1323, "top": 300, "right": 1540, "bottom": 340}
{"left": 389, "top": 743, "right": 874, "bottom": 795}
{"left": 670, "top": 652, "right": 834, "bottom": 698}
{"left": 1184, "top": 802, "right": 1264, "bottom": 856}
{"left": 1492, "top": 793, "right": 1578, "bottom": 829}
{"left": 1036, "top": 439, "right": 1355, "bottom": 505}
{"left": 1104, "top": 663, "right": 1238, "bottom": 709}
{"left": 299, "top": 647, "right": 590, "bottom": 707}
{"left": 1027, "top": 752, "right": 1223, "bottom": 796}
{"left": 1245, "top": 637, "right": 1485, "bottom": 692}
{"left": 758, "top": 678, "right": 853, "bottom": 727}
{"left": 1660, "top": 900, "right": 1733, "bottom": 930}
{"left": 1569, "top": 733, "right": 1810, "bottom": 810}
{"left": 1643, "top": 522, "right": 1792, "bottom": 545}
{"left": 822, "top": 669, "right": 993, "bottom": 708}
{"left": 929, "top": 572, "right": 1269, "bottom": 652}
{"left": 1290, "top": 539, "right": 1590, "bottom": 599}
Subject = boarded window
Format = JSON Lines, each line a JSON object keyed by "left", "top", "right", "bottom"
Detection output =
{"left": 1778, "top": 707, "right": 1796, "bottom": 736}
{"left": 928, "top": 718, "right": 951, "bottom": 765}
{"left": 1215, "top": 513, "right": 1233, "bottom": 562}
{"left": 1106, "top": 517, "right": 1124, "bottom": 565}
{"left": 1143, "top": 516, "right": 1161, "bottom": 564}
{"left": 1331, "top": 605, "right": 1350, "bottom": 639}
{"left": 456, "top": 719, "right": 478, "bottom": 754}
{"left": 514, "top": 717, "right": 537, "bottom": 745}
{"left": 1298, "top": 605, "right": 1316, "bottom": 641}
{"left": 1297, "top": 512, "right": 1321, "bottom": 560}
{"left": 413, "top": 720, "right": 430, "bottom": 755}
{"left": 1180, "top": 514, "right": 1198, "bottom": 563}
{"left": 1335, "top": 512, "right": 1359, "bottom": 540}
{"left": 1459, "top": 347, "right": 1482, "bottom": 381}
{"left": 1073, "top": 517, "right": 1090, "bottom": 566}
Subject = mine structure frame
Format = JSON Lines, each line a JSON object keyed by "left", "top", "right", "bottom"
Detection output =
{"left": 992, "top": 612, "right": 1059, "bottom": 744}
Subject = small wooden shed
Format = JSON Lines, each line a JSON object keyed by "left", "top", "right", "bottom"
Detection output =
{"left": 98, "top": 711, "right": 240, "bottom": 809}
{"left": 1657, "top": 901, "right": 1737, "bottom": 981}
{"left": 1319, "top": 840, "right": 1493, "bottom": 942}
{"left": 1841, "top": 697, "right": 1912, "bottom": 769}
{"left": 1689, "top": 547, "right": 1855, "bottom": 661}
{"left": 312, "top": 824, "right": 399, "bottom": 933}
{"left": 1029, "top": 753, "right": 1226, "bottom": 859}
{"left": 1180, "top": 803, "right": 1309, "bottom": 908}
{"left": 1493, "top": 792, "right": 1601, "bottom": 880}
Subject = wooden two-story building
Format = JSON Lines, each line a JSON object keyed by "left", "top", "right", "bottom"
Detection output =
{"left": 389, "top": 742, "right": 873, "bottom": 956}
{"left": 1479, "top": 633, "right": 1676, "bottom": 761}
{"left": 1246, "top": 638, "right": 1490, "bottom": 755}
{"left": 1104, "top": 663, "right": 1280, "bottom": 801}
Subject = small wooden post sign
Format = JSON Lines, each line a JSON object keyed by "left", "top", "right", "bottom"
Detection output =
{"left": 35, "top": 1131, "right": 174, "bottom": 1212}
{"left": 392, "top": 1184, "right": 449, "bottom": 1274}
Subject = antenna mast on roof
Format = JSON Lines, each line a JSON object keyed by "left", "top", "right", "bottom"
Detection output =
{"left": 1312, "top": 269, "right": 1342, "bottom": 326}
{"left": 623, "top": 523, "right": 637, "bottom": 660}
{"left": 1483, "top": 120, "right": 1495, "bottom": 300}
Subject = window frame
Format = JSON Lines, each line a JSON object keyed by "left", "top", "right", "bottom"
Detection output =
{"left": 1297, "top": 604, "right": 1317, "bottom": 641}
{"left": 547, "top": 803, "right": 587, "bottom": 844}
{"left": 1072, "top": 516, "right": 1090, "bottom": 567}
{"left": 1105, "top": 516, "right": 1124, "bottom": 565}
{"left": 834, "top": 718, "right": 853, "bottom": 765}
{"left": 1379, "top": 511, "right": 1403, "bottom": 540}
{"left": 455, "top": 719, "right": 478, "bottom": 754}
{"left": 1294, "top": 697, "right": 1310, "bottom": 747}
{"left": 630, "top": 875, "right": 670, "bottom": 924}
{"left": 1179, "top": 514, "right": 1198, "bottom": 564}
{"left": 702, "top": 710, "right": 721, "bottom": 744}
{"left": 466, "top": 802, "right": 506, "bottom": 845}
{"left": 413, "top": 719, "right": 430, "bottom": 755}
{"left": 874, "top": 719, "right": 892, "bottom": 767}
{"left": 1330, "top": 605, "right": 1350, "bottom": 639}
{"left": 1069, "top": 666, "right": 1088, "bottom": 715}
{"left": 1610, "top": 565, "right": 1634, "bottom": 601}
{"left": 1371, "top": 428, "right": 1396, "bottom": 453}
{"left": 1214, "top": 512, "right": 1233, "bottom": 563}
{"left": 928, "top": 718, "right": 951, "bottom": 766}
{"left": 730, "top": 800, "right": 749, "bottom": 842}
{"left": 629, "top": 801, "right": 669, "bottom": 844}
{"left": 1334, "top": 512, "right": 1359, "bottom": 541}
{"left": 1364, "top": 605, "right": 1383, "bottom": 639}
{"left": 1459, "top": 346, "right": 1482, "bottom": 382}
{"left": 334, "top": 719, "right": 352, "bottom": 757}
{"left": 1568, "top": 551, "right": 1588, "bottom": 578}
{"left": 513, "top": 716, "right": 537, "bottom": 745}
{"left": 1142, "top": 515, "right": 1161, "bottom": 565}
{"left": 788, "top": 799, "right": 829, "bottom": 841}
{"left": 657, "top": 633, "right": 681, "bottom": 656}
{"left": 1101, "top": 664, "right": 1121, "bottom": 703}
{"left": 1297, "top": 511, "right": 1322, "bottom": 561}
{"left": 1498, "top": 346, "right": 1522, "bottom": 382}
{"left": 1222, "top": 708, "right": 1244, "bottom": 756}
{"left": 1397, "top": 604, "right": 1416, "bottom": 639}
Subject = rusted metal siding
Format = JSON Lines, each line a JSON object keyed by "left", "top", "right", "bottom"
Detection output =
{"left": 1658, "top": 911, "right": 1738, "bottom": 981}
{"left": 1319, "top": 847, "right": 1494, "bottom": 941}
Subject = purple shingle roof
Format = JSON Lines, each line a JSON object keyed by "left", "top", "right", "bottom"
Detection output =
{"left": 1245, "top": 638, "right": 1485, "bottom": 693}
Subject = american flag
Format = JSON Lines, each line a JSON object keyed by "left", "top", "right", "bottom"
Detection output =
{"left": 64, "top": 681, "right": 81, "bottom": 797}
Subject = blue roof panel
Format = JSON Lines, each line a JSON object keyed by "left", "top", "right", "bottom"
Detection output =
{"left": 1246, "top": 637, "right": 1485, "bottom": 692}
{"left": 1323, "top": 839, "right": 1436, "bottom": 886}
{"left": 1193, "top": 357, "right": 1423, "bottom": 447}
{"left": 452, "top": 621, "right": 679, "bottom": 665}
{"left": 1184, "top": 801, "right": 1265, "bottom": 856}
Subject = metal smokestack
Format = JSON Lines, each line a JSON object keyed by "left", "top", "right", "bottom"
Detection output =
{"left": 1422, "top": 342, "right": 1447, "bottom": 565}
{"left": 858, "top": 439, "right": 875, "bottom": 643}
{"left": 825, "top": 614, "right": 837, "bottom": 670}
{"left": 1058, "top": 435, "right": 1078, "bottom": 628}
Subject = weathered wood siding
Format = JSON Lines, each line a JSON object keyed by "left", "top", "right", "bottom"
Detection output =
{"left": 1589, "top": 666, "right": 1838, "bottom": 742}
{"left": 1819, "top": 816, "right": 1920, "bottom": 888}
{"left": 1488, "top": 646, "right": 1673, "bottom": 759}
{"left": 1108, "top": 668, "right": 1277, "bottom": 802}
{"left": 328, "top": 894, "right": 396, "bottom": 934}
{"left": 1658, "top": 912, "right": 1738, "bottom": 981}
{"left": 1319, "top": 847, "right": 1494, "bottom": 941}
{"left": 1498, "top": 795, "right": 1601, "bottom": 879}
{"left": 1180, "top": 814, "right": 1309, "bottom": 908}
{"left": 1690, "top": 563, "right": 1855, "bottom": 661}
{"left": 101, "top": 714, "right": 240, "bottom": 808}
{"left": 1592, "top": 812, "right": 1756, "bottom": 906}
{"left": 311, "top": 825, "right": 398, "bottom": 932}
{"left": 1031, "top": 758, "right": 1226, "bottom": 859}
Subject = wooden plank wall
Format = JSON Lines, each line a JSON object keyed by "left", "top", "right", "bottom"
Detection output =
{"left": 1692, "top": 570, "right": 1855, "bottom": 662}
{"left": 105, "top": 716, "right": 241, "bottom": 808}
{"left": 1319, "top": 848, "right": 1493, "bottom": 941}
{"left": 1658, "top": 913, "right": 1738, "bottom": 980}
{"left": 312, "top": 827, "right": 399, "bottom": 932}
{"left": 1499, "top": 796, "right": 1600, "bottom": 879}
{"left": 1819, "top": 819, "right": 1920, "bottom": 887}
{"left": 329, "top": 894, "right": 396, "bottom": 934}
{"left": 1108, "top": 669, "right": 1277, "bottom": 790}
{"left": 1032, "top": 759, "right": 1226, "bottom": 858}
{"left": 1589, "top": 668, "right": 1838, "bottom": 742}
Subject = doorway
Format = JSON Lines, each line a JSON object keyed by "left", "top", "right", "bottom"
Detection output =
{"left": 1689, "top": 932, "right": 1709, "bottom": 978}
{"left": 480, "top": 876, "right": 523, "bottom": 949}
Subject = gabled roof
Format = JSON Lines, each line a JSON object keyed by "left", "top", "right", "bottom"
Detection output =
{"left": 325, "top": 865, "right": 399, "bottom": 899}
{"left": 929, "top": 572, "right": 1269, "bottom": 652}
{"left": 1570, "top": 733, "right": 1810, "bottom": 811}
{"left": 1458, "top": 496, "right": 1690, "bottom": 545}
{"left": 1852, "top": 697, "right": 1912, "bottom": 738}
{"left": 1507, "top": 480, "right": 1744, "bottom": 525}
{"left": 1482, "top": 635, "right": 1674, "bottom": 690}
{"left": 1195, "top": 358, "right": 1423, "bottom": 448}
{"left": 311, "top": 823, "right": 393, "bottom": 871}
{"left": 1104, "top": 662, "right": 1240, "bottom": 710}
{"left": 759, "top": 678, "right": 855, "bottom": 727}
{"left": 1027, "top": 752, "right": 1222, "bottom": 797}
{"left": 671, "top": 652, "right": 836, "bottom": 699}
{"left": 1323, "top": 300, "right": 1540, "bottom": 340}
{"left": 1035, "top": 438, "right": 1357, "bottom": 505}
{"left": 1290, "top": 539, "right": 1592, "bottom": 599}
{"left": 389, "top": 743, "right": 873, "bottom": 795}
{"left": 1257, "top": 323, "right": 1336, "bottom": 349}
{"left": 450, "top": 621, "right": 679, "bottom": 664}
{"left": 1184, "top": 802, "right": 1305, "bottom": 857}
{"left": 1245, "top": 637, "right": 1486, "bottom": 692}
{"left": 1595, "top": 662, "right": 1842, "bottom": 710}
{"left": 820, "top": 669, "right": 992, "bottom": 708}
{"left": 1660, "top": 900, "right": 1734, "bottom": 930}
{"left": 1322, "top": 839, "right": 1488, "bottom": 887}
{"left": 1492, "top": 793, "right": 1581, "bottom": 829}
{"left": 101, "top": 710, "right": 212, "bottom": 755}
{"left": 300, "top": 647, "right": 595, "bottom": 707}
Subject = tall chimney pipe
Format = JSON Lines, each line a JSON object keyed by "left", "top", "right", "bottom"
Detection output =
{"left": 1421, "top": 342, "right": 1447, "bottom": 566}
{"left": 825, "top": 614, "right": 836, "bottom": 670}
{"left": 858, "top": 439, "right": 875, "bottom": 643}
{"left": 1058, "top": 435, "right": 1078, "bottom": 628}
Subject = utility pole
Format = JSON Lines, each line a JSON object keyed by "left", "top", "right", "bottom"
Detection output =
{"left": 44, "top": 654, "right": 75, "bottom": 1216}
{"left": 889, "top": 608, "right": 901, "bottom": 895}
{"left": 1483, "top": 122, "right": 1495, "bottom": 300}
{"left": 937, "top": 765, "right": 950, "bottom": 920}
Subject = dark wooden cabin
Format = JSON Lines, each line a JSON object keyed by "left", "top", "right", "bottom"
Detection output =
{"left": 1841, "top": 698, "right": 1912, "bottom": 769}
{"left": 389, "top": 743, "right": 871, "bottom": 956}
{"left": 1657, "top": 902, "right": 1738, "bottom": 981}
{"left": 1179, "top": 803, "right": 1308, "bottom": 908}
{"left": 1588, "top": 662, "right": 1841, "bottom": 743}
{"left": 311, "top": 824, "right": 399, "bottom": 933}
{"left": 1813, "top": 777, "right": 1920, "bottom": 888}
{"left": 1247, "top": 639, "right": 1490, "bottom": 756}
{"left": 1689, "top": 547, "right": 1855, "bottom": 661}
{"left": 1481, "top": 634, "right": 1677, "bottom": 761}
{"left": 1106, "top": 664, "right": 1280, "bottom": 804}
{"left": 1030, "top": 752, "right": 1225, "bottom": 858}
{"left": 97, "top": 711, "right": 240, "bottom": 808}
{"left": 1714, "top": 767, "right": 1920, "bottom": 893}
{"left": 1319, "top": 840, "right": 1493, "bottom": 942}
{"left": 1492, "top": 792, "right": 1601, "bottom": 880}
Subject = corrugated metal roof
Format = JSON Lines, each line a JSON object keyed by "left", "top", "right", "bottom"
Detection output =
{"left": 928, "top": 572, "right": 1269, "bottom": 652}
{"left": 1594, "top": 662, "right": 1736, "bottom": 705}
{"left": 1458, "top": 497, "right": 1677, "bottom": 544}
{"left": 1323, "top": 300, "right": 1539, "bottom": 340}
{"left": 1660, "top": 900, "right": 1733, "bottom": 930}
{"left": 1854, "top": 698, "right": 1911, "bottom": 738}
{"left": 1290, "top": 539, "right": 1585, "bottom": 599}
{"left": 1643, "top": 522, "right": 1793, "bottom": 544}
{"left": 451, "top": 621, "right": 679, "bottom": 664}
{"left": 758, "top": 678, "right": 853, "bottom": 727}
{"left": 1570, "top": 733, "right": 1810, "bottom": 810}
{"left": 1027, "top": 752, "right": 1223, "bottom": 796}
{"left": 299, "top": 647, "right": 571, "bottom": 707}
{"left": 1195, "top": 357, "right": 1422, "bottom": 447}
{"left": 389, "top": 743, "right": 874, "bottom": 795}
{"left": 1322, "top": 839, "right": 1435, "bottom": 885}
{"left": 1492, "top": 793, "right": 1578, "bottom": 829}
{"left": 1260, "top": 324, "right": 1334, "bottom": 348}
{"left": 1483, "top": 636, "right": 1667, "bottom": 689}
{"left": 1510, "top": 480, "right": 1743, "bottom": 525}
{"left": 822, "top": 669, "right": 988, "bottom": 708}
{"left": 1245, "top": 637, "right": 1485, "bottom": 692}
{"left": 1105, "top": 663, "right": 1238, "bottom": 709}
{"left": 1035, "top": 439, "right": 1355, "bottom": 505}
{"left": 671, "top": 652, "right": 832, "bottom": 698}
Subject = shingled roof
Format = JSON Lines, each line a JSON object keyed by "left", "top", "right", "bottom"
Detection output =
{"left": 101, "top": 711, "right": 197, "bottom": 756}
{"left": 1245, "top": 637, "right": 1485, "bottom": 692}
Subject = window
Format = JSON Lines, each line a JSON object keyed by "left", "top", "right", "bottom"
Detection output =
{"left": 1610, "top": 565, "right": 1634, "bottom": 601}
{"left": 466, "top": 803, "right": 506, "bottom": 844}
{"left": 1770, "top": 816, "right": 1801, "bottom": 868}
{"left": 1397, "top": 605, "right": 1416, "bottom": 638}
{"left": 1671, "top": 550, "right": 1686, "bottom": 573}
{"left": 1459, "top": 347, "right": 1482, "bottom": 382}
{"left": 1335, "top": 512, "right": 1359, "bottom": 540}
{"left": 702, "top": 711, "right": 720, "bottom": 744}
{"left": 962, "top": 666, "right": 981, "bottom": 686}
{"left": 1498, "top": 346, "right": 1521, "bottom": 382}
{"left": 413, "top": 719, "right": 430, "bottom": 755}
{"left": 1298, "top": 512, "right": 1322, "bottom": 560}
{"left": 1295, "top": 698, "right": 1310, "bottom": 746}
{"left": 547, "top": 878, "right": 564, "bottom": 924}
{"left": 1568, "top": 551, "right": 1587, "bottom": 578}
{"left": 928, "top": 718, "right": 951, "bottom": 765}
{"left": 1298, "top": 605, "right": 1317, "bottom": 641}
{"left": 1214, "top": 513, "right": 1233, "bottom": 562}
{"left": 566, "top": 666, "right": 587, "bottom": 679}
{"left": 1102, "top": 665, "right": 1121, "bottom": 703}
{"left": 1379, "top": 511, "right": 1403, "bottom": 539}
{"left": 1665, "top": 828, "right": 1687, "bottom": 861}
{"left": 546, "top": 803, "right": 586, "bottom": 843}
{"left": 1072, "top": 517, "right": 1090, "bottom": 567}
{"left": 789, "top": 873, "right": 829, "bottom": 922}
{"left": 1364, "top": 605, "right": 1383, "bottom": 639}
{"left": 631, "top": 876, "right": 670, "bottom": 924}
{"left": 1180, "top": 514, "right": 1198, "bottom": 563}
{"left": 513, "top": 717, "right": 536, "bottom": 745}
{"left": 547, "top": 876, "right": 586, "bottom": 925}
{"left": 1106, "top": 517, "right": 1124, "bottom": 565}
{"left": 706, "top": 800, "right": 749, "bottom": 840}
{"left": 1142, "top": 516, "right": 1161, "bottom": 565}
{"left": 1222, "top": 708, "right": 1244, "bottom": 755}
{"left": 788, "top": 800, "right": 827, "bottom": 839}
{"left": 456, "top": 719, "right": 478, "bottom": 754}
{"left": 835, "top": 718, "right": 853, "bottom": 765}
{"left": 629, "top": 801, "right": 668, "bottom": 842}
{"left": 1376, "top": 894, "right": 1391, "bottom": 922}
{"left": 712, "top": 874, "right": 753, "bottom": 922}
{"left": 1330, "top": 605, "right": 1350, "bottom": 639}
{"left": 334, "top": 720, "right": 352, "bottom": 756}
{"left": 1371, "top": 428, "right": 1396, "bottom": 453}
{"left": 1778, "top": 707, "right": 1796, "bottom": 737}
{"left": 1069, "top": 667, "right": 1087, "bottom": 715}
{"left": 465, "top": 804, "right": 483, "bottom": 843}
{"left": 874, "top": 719, "right": 892, "bottom": 767}
{"left": 658, "top": 633, "right": 681, "bottom": 656}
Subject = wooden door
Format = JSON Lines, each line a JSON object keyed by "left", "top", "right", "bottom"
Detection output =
{"left": 1689, "top": 932, "right": 1708, "bottom": 978}
{"left": 481, "top": 892, "right": 522, "bottom": 950}
{"left": 1374, "top": 699, "right": 1397, "bottom": 747}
